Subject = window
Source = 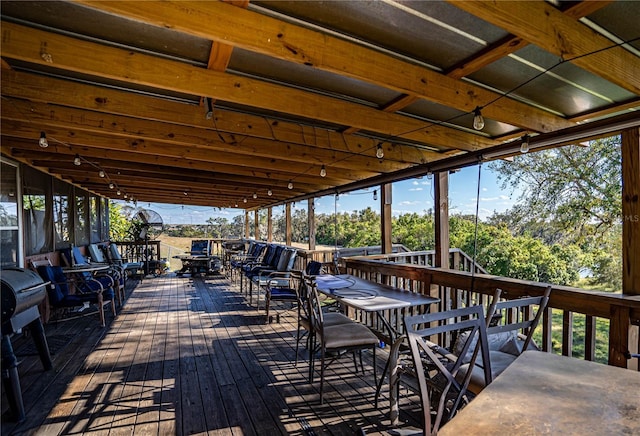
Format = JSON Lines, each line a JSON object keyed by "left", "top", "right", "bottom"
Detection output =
{"left": 74, "top": 189, "right": 89, "bottom": 245}
{"left": 53, "top": 178, "right": 71, "bottom": 249}
{"left": 90, "top": 195, "right": 100, "bottom": 243}
{"left": 1, "top": 160, "right": 20, "bottom": 267}
{"left": 22, "top": 166, "right": 52, "bottom": 255}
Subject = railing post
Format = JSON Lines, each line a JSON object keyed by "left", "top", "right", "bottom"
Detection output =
{"left": 609, "top": 305, "right": 631, "bottom": 368}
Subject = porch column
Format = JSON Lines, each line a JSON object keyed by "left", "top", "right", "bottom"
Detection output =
{"left": 434, "top": 172, "right": 450, "bottom": 269}
{"left": 381, "top": 184, "right": 392, "bottom": 254}
{"left": 254, "top": 210, "right": 259, "bottom": 241}
{"left": 622, "top": 127, "right": 639, "bottom": 296}
{"left": 244, "top": 210, "right": 250, "bottom": 239}
{"left": 285, "top": 202, "right": 292, "bottom": 246}
{"left": 267, "top": 207, "right": 273, "bottom": 242}
{"left": 308, "top": 198, "right": 316, "bottom": 250}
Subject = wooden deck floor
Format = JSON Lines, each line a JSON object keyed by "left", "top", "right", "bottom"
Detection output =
{"left": 2, "top": 273, "right": 422, "bottom": 435}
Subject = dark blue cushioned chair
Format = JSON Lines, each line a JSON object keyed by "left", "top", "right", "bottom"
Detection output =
{"left": 36, "top": 264, "right": 115, "bottom": 326}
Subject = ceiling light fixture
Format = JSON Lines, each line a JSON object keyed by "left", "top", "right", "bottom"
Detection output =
{"left": 288, "top": 180, "right": 294, "bottom": 190}
{"left": 204, "top": 97, "right": 213, "bottom": 120}
{"left": 253, "top": 192, "right": 257, "bottom": 199}
{"left": 99, "top": 170, "right": 105, "bottom": 178}
{"left": 472, "top": 106, "right": 485, "bottom": 131}
{"left": 520, "top": 134, "right": 530, "bottom": 153}
{"left": 73, "top": 154, "right": 81, "bottom": 166}
{"left": 39, "top": 131, "right": 48, "bottom": 148}
{"left": 243, "top": 197, "right": 247, "bottom": 203}
{"left": 109, "top": 182, "right": 115, "bottom": 189}
{"left": 320, "top": 164, "right": 327, "bottom": 177}
{"left": 267, "top": 189, "right": 273, "bottom": 196}
{"left": 116, "top": 189, "right": 121, "bottom": 196}
{"left": 376, "top": 143, "right": 384, "bottom": 159}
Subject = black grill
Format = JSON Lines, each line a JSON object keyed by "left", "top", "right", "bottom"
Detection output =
{"left": 1, "top": 267, "right": 52, "bottom": 422}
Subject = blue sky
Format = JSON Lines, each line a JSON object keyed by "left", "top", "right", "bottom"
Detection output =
{"left": 124, "top": 164, "right": 520, "bottom": 225}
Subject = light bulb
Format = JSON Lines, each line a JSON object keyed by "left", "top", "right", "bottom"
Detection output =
{"left": 109, "top": 183, "right": 115, "bottom": 189}
{"left": 73, "top": 155, "right": 81, "bottom": 166}
{"left": 234, "top": 202, "right": 238, "bottom": 207}
{"left": 253, "top": 192, "right": 257, "bottom": 199}
{"left": 267, "top": 189, "right": 273, "bottom": 196}
{"left": 473, "top": 107, "right": 485, "bottom": 131}
{"left": 124, "top": 193, "right": 128, "bottom": 199}
{"left": 320, "top": 165, "right": 326, "bottom": 178}
{"left": 99, "top": 170, "right": 105, "bottom": 178}
{"left": 243, "top": 197, "right": 247, "bottom": 203}
{"left": 116, "top": 189, "right": 121, "bottom": 195}
{"left": 39, "top": 131, "right": 49, "bottom": 148}
{"left": 376, "top": 143, "right": 384, "bottom": 159}
{"left": 520, "top": 134, "right": 530, "bottom": 153}
{"left": 288, "top": 181, "right": 294, "bottom": 190}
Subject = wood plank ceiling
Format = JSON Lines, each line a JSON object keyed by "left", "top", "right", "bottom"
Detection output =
{"left": 1, "top": 0, "right": 639, "bottom": 210}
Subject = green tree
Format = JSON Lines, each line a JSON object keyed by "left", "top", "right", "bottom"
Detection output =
{"left": 108, "top": 201, "right": 131, "bottom": 241}
{"left": 490, "top": 136, "right": 623, "bottom": 291}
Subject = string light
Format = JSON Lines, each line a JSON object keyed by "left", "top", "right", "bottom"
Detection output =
{"left": 243, "top": 197, "right": 247, "bottom": 203}
{"left": 267, "top": 189, "right": 273, "bottom": 196}
{"left": 520, "top": 134, "right": 530, "bottom": 153}
{"left": 253, "top": 192, "right": 257, "bottom": 199}
{"left": 39, "top": 131, "right": 48, "bottom": 148}
{"left": 99, "top": 170, "right": 105, "bottom": 178}
{"left": 288, "top": 180, "right": 294, "bottom": 190}
{"left": 109, "top": 182, "right": 115, "bottom": 189}
{"left": 376, "top": 143, "right": 384, "bottom": 159}
{"left": 116, "top": 189, "right": 121, "bottom": 195}
{"left": 472, "top": 107, "right": 485, "bottom": 131}
{"left": 73, "top": 154, "right": 81, "bottom": 166}
{"left": 320, "top": 164, "right": 327, "bottom": 177}
{"left": 373, "top": 190, "right": 378, "bottom": 201}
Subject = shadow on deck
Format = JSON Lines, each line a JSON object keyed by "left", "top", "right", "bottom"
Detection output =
{"left": 2, "top": 273, "right": 423, "bottom": 435}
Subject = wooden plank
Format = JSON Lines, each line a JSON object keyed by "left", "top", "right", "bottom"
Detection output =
{"left": 449, "top": 1, "right": 640, "bottom": 94}
{"left": 1, "top": 21, "right": 496, "bottom": 152}
{"left": 75, "top": 0, "right": 572, "bottom": 133}
{"left": 621, "top": 127, "right": 640, "bottom": 295}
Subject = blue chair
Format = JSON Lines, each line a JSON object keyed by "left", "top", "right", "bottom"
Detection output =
{"left": 106, "top": 243, "right": 143, "bottom": 279}
{"left": 61, "top": 246, "right": 121, "bottom": 307}
{"left": 88, "top": 244, "right": 126, "bottom": 305}
{"left": 36, "top": 264, "right": 115, "bottom": 327}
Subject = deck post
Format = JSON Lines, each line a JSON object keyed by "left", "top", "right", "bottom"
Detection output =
{"left": 308, "top": 198, "right": 316, "bottom": 250}
{"left": 285, "top": 202, "right": 292, "bottom": 246}
{"left": 267, "top": 207, "right": 273, "bottom": 242}
{"left": 381, "top": 183, "right": 392, "bottom": 254}
{"left": 434, "top": 172, "right": 450, "bottom": 269}
{"left": 254, "top": 210, "right": 259, "bottom": 241}
{"left": 621, "top": 127, "right": 639, "bottom": 296}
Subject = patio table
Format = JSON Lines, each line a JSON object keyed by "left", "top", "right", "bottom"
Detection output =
{"left": 315, "top": 274, "right": 439, "bottom": 407}
{"left": 438, "top": 350, "right": 640, "bottom": 435}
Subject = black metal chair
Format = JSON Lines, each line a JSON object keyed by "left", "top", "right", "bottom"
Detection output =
{"left": 308, "top": 282, "right": 378, "bottom": 404}
{"left": 404, "top": 305, "right": 492, "bottom": 435}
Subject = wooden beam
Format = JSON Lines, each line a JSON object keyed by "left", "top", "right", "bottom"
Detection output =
{"left": 449, "top": 1, "right": 640, "bottom": 95}
{"left": 285, "top": 203, "right": 292, "bottom": 246}
{"left": 0, "top": 71, "right": 443, "bottom": 164}
{"left": 434, "top": 172, "right": 450, "bottom": 269}
{"left": 1, "top": 22, "right": 497, "bottom": 152}
{"left": 621, "top": 127, "right": 640, "bottom": 296}
{"left": 75, "top": 0, "right": 573, "bottom": 133}
{"left": 381, "top": 184, "right": 392, "bottom": 254}
{"left": 308, "top": 198, "right": 316, "bottom": 251}
{"left": 2, "top": 99, "right": 415, "bottom": 175}
{"left": 444, "top": 1, "right": 613, "bottom": 79}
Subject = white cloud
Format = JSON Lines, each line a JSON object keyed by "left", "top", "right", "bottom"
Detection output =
{"left": 409, "top": 187, "right": 423, "bottom": 192}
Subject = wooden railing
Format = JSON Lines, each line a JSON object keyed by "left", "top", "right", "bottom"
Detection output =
{"left": 339, "top": 256, "right": 640, "bottom": 370}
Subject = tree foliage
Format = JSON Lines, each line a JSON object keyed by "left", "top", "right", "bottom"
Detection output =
{"left": 489, "top": 136, "right": 622, "bottom": 290}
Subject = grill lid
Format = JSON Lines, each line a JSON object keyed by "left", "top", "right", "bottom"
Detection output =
{"left": 1, "top": 268, "right": 47, "bottom": 324}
